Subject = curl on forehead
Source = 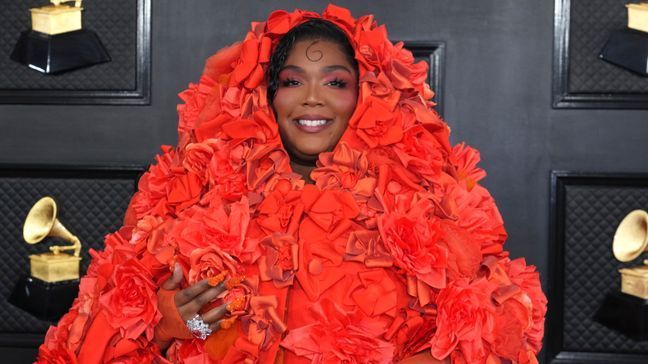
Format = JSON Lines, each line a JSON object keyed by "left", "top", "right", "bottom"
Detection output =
{"left": 266, "top": 19, "right": 358, "bottom": 103}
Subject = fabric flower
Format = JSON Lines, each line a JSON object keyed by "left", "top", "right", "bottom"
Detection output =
{"left": 221, "top": 111, "right": 280, "bottom": 145}
{"left": 127, "top": 215, "right": 176, "bottom": 266}
{"left": 229, "top": 37, "right": 267, "bottom": 89}
{"left": 166, "top": 172, "right": 203, "bottom": 213}
{"left": 245, "top": 295, "right": 288, "bottom": 352}
{"left": 245, "top": 143, "right": 291, "bottom": 191}
{"left": 102, "top": 338, "right": 165, "bottom": 364}
{"left": 301, "top": 185, "right": 360, "bottom": 235}
{"left": 347, "top": 269, "right": 398, "bottom": 317}
{"left": 450, "top": 143, "right": 487, "bottom": 191}
{"left": 483, "top": 257, "right": 547, "bottom": 361}
{"left": 388, "top": 310, "right": 437, "bottom": 362}
{"left": 37, "top": 297, "right": 85, "bottom": 364}
{"left": 65, "top": 277, "right": 100, "bottom": 352}
{"left": 98, "top": 259, "right": 161, "bottom": 341}
{"left": 205, "top": 139, "right": 248, "bottom": 201}
{"left": 36, "top": 344, "right": 78, "bottom": 364}
{"left": 166, "top": 339, "right": 209, "bottom": 364}
{"left": 182, "top": 141, "right": 216, "bottom": 183}
{"left": 312, "top": 142, "right": 375, "bottom": 197}
{"left": 174, "top": 196, "right": 256, "bottom": 263}
{"left": 130, "top": 147, "right": 178, "bottom": 219}
{"left": 430, "top": 278, "right": 496, "bottom": 363}
{"left": 202, "top": 41, "right": 243, "bottom": 83}
{"left": 439, "top": 220, "right": 483, "bottom": 282}
{"left": 188, "top": 246, "right": 239, "bottom": 284}
{"left": 177, "top": 76, "right": 216, "bottom": 134}
{"left": 344, "top": 229, "right": 393, "bottom": 268}
{"left": 355, "top": 24, "right": 390, "bottom": 73}
{"left": 378, "top": 204, "right": 448, "bottom": 291}
{"left": 445, "top": 183, "right": 508, "bottom": 257}
{"left": 258, "top": 233, "right": 299, "bottom": 288}
{"left": 281, "top": 299, "right": 394, "bottom": 363}
{"left": 387, "top": 42, "right": 429, "bottom": 93}
{"left": 361, "top": 71, "right": 398, "bottom": 102}
{"left": 256, "top": 189, "right": 302, "bottom": 235}
{"left": 349, "top": 96, "right": 403, "bottom": 148}
{"left": 393, "top": 125, "right": 447, "bottom": 183}
{"left": 368, "top": 154, "right": 423, "bottom": 215}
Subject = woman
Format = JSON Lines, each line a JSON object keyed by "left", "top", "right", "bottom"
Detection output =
{"left": 37, "top": 5, "right": 546, "bottom": 363}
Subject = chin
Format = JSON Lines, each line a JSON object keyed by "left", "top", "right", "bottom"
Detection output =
{"left": 288, "top": 140, "right": 331, "bottom": 159}
{"left": 293, "top": 147, "right": 327, "bottom": 161}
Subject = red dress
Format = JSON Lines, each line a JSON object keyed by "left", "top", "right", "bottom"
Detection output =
{"left": 37, "top": 5, "right": 546, "bottom": 364}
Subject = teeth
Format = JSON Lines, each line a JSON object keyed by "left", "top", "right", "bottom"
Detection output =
{"left": 297, "top": 119, "right": 328, "bottom": 127}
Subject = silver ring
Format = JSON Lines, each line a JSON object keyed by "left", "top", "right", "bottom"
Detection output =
{"left": 185, "top": 314, "right": 212, "bottom": 340}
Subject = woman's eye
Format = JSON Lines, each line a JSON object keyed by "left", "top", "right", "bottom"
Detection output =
{"left": 327, "top": 78, "right": 347, "bottom": 88}
{"left": 281, "top": 78, "right": 300, "bottom": 87}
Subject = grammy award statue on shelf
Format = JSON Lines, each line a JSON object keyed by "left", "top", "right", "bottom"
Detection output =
{"left": 9, "top": 197, "right": 83, "bottom": 322}
{"left": 10, "top": 0, "right": 110, "bottom": 74}
{"left": 595, "top": 210, "right": 648, "bottom": 340}
{"left": 599, "top": 2, "right": 648, "bottom": 77}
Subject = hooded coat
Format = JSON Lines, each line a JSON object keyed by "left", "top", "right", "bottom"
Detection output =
{"left": 37, "top": 5, "right": 546, "bottom": 364}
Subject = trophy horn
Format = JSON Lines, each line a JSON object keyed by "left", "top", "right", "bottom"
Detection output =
{"left": 23, "top": 196, "right": 81, "bottom": 257}
{"left": 613, "top": 209, "right": 648, "bottom": 262}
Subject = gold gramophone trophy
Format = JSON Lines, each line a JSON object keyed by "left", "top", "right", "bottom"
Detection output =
{"left": 9, "top": 196, "right": 83, "bottom": 321}
{"left": 599, "top": 2, "right": 648, "bottom": 76}
{"left": 594, "top": 209, "right": 648, "bottom": 340}
{"left": 10, "top": 0, "right": 110, "bottom": 74}
{"left": 613, "top": 210, "right": 648, "bottom": 299}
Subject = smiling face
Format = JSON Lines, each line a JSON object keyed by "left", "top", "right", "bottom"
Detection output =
{"left": 272, "top": 39, "right": 358, "bottom": 165}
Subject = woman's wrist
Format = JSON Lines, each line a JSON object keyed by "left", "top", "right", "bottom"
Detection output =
{"left": 154, "top": 287, "right": 192, "bottom": 348}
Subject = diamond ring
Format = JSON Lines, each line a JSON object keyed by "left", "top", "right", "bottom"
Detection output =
{"left": 185, "top": 314, "right": 212, "bottom": 340}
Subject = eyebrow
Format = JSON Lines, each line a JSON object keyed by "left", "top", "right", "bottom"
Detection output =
{"left": 280, "top": 64, "right": 354, "bottom": 74}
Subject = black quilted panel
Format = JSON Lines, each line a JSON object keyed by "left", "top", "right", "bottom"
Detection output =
{"left": 568, "top": 0, "right": 648, "bottom": 93}
{"left": 0, "top": 171, "right": 138, "bottom": 333}
{"left": 0, "top": 0, "right": 137, "bottom": 90}
{"left": 563, "top": 184, "right": 648, "bottom": 353}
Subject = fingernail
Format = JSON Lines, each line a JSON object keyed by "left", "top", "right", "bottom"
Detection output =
{"left": 226, "top": 296, "right": 246, "bottom": 312}
{"left": 219, "top": 316, "right": 238, "bottom": 330}
{"left": 208, "top": 271, "right": 228, "bottom": 287}
{"left": 225, "top": 275, "right": 246, "bottom": 290}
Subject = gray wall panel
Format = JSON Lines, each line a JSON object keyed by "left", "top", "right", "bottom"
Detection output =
{"left": 1, "top": 0, "right": 648, "bottom": 361}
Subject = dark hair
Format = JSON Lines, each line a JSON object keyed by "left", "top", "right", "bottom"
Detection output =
{"left": 266, "top": 18, "right": 358, "bottom": 104}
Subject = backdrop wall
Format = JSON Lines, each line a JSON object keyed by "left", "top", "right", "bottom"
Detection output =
{"left": 1, "top": 0, "right": 647, "bottom": 362}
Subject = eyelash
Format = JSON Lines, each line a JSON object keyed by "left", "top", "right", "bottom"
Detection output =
{"left": 281, "top": 78, "right": 300, "bottom": 87}
{"left": 328, "top": 78, "right": 348, "bottom": 88}
{"left": 280, "top": 78, "right": 348, "bottom": 88}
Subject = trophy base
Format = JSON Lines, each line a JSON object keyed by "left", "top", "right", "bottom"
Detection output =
{"left": 8, "top": 276, "right": 79, "bottom": 322}
{"left": 594, "top": 291, "right": 648, "bottom": 340}
{"left": 599, "top": 28, "right": 648, "bottom": 77}
{"left": 10, "top": 29, "right": 110, "bottom": 74}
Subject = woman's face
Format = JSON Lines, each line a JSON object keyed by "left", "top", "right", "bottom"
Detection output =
{"left": 273, "top": 39, "right": 358, "bottom": 164}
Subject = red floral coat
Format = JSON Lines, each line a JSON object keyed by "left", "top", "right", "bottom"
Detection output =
{"left": 37, "top": 5, "right": 546, "bottom": 364}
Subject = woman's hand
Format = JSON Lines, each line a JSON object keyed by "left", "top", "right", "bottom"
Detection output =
{"left": 154, "top": 264, "right": 232, "bottom": 350}
{"left": 165, "top": 264, "right": 231, "bottom": 330}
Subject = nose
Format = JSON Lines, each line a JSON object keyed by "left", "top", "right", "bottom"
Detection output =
{"left": 303, "top": 83, "right": 323, "bottom": 107}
